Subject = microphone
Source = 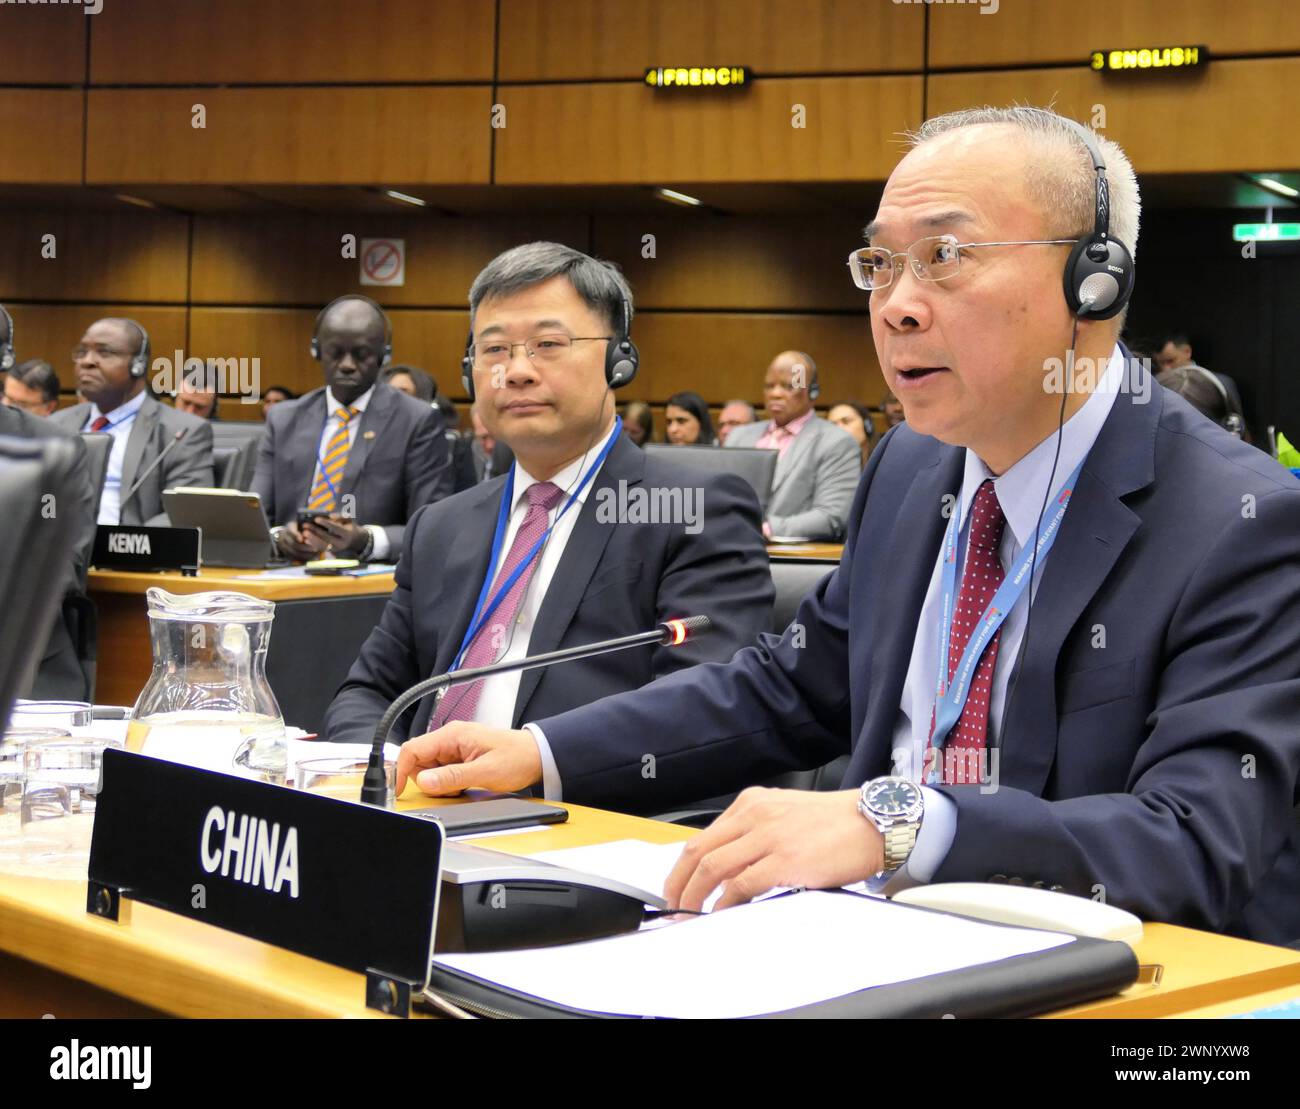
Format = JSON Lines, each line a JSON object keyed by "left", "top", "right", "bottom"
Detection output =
{"left": 120, "top": 427, "right": 187, "bottom": 507}
{"left": 360, "top": 615, "right": 713, "bottom": 805}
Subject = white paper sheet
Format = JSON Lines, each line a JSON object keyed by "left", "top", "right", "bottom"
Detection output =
{"left": 432, "top": 890, "right": 1073, "bottom": 1019}
{"left": 528, "top": 838, "right": 798, "bottom": 912}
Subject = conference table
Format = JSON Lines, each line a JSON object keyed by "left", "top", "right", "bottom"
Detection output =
{"left": 88, "top": 566, "right": 397, "bottom": 732}
{"left": 1, "top": 789, "right": 1298, "bottom": 1019}
{"left": 88, "top": 548, "right": 845, "bottom": 730}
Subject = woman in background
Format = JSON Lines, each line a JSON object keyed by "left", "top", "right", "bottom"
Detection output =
{"left": 828, "top": 400, "right": 875, "bottom": 467}
{"left": 664, "top": 390, "right": 716, "bottom": 446}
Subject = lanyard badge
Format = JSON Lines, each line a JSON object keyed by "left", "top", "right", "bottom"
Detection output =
{"left": 924, "top": 457, "right": 1086, "bottom": 783}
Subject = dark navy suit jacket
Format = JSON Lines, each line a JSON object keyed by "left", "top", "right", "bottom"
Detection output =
{"left": 535, "top": 374, "right": 1300, "bottom": 943}
{"left": 252, "top": 382, "right": 453, "bottom": 552}
{"left": 324, "top": 435, "right": 775, "bottom": 746}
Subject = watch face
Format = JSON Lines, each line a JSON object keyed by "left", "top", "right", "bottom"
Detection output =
{"left": 867, "top": 778, "right": 920, "bottom": 817}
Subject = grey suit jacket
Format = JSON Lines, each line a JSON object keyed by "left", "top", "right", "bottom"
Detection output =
{"left": 252, "top": 382, "right": 453, "bottom": 552}
{"left": 50, "top": 393, "right": 215, "bottom": 526}
{"left": 724, "top": 416, "right": 861, "bottom": 540}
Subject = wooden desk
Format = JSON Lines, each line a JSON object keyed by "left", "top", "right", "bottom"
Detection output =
{"left": 0, "top": 796, "right": 690, "bottom": 1019}
{"left": 88, "top": 567, "right": 396, "bottom": 730}
{"left": 766, "top": 542, "right": 843, "bottom": 562}
{"left": 3, "top": 788, "right": 1298, "bottom": 1019}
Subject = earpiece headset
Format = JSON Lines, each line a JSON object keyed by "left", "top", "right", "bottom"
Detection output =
{"left": 310, "top": 294, "right": 393, "bottom": 368}
{"left": 125, "top": 319, "right": 151, "bottom": 378}
{"left": 460, "top": 297, "right": 640, "bottom": 403}
{"left": 0, "top": 304, "right": 15, "bottom": 372}
{"left": 1048, "top": 113, "right": 1136, "bottom": 320}
{"left": 1003, "top": 112, "right": 1137, "bottom": 754}
{"left": 1184, "top": 364, "right": 1245, "bottom": 437}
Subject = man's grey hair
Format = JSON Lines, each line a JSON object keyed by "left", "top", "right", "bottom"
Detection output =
{"left": 468, "top": 241, "right": 634, "bottom": 334}
{"left": 907, "top": 106, "right": 1141, "bottom": 264}
{"left": 723, "top": 398, "right": 757, "bottom": 418}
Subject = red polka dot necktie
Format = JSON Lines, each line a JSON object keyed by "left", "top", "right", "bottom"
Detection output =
{"left": 934, "top": 478, "right": 1007, "bottom": 785}
{"left": 430, "top": 480, "right": 564, "bottom": 728}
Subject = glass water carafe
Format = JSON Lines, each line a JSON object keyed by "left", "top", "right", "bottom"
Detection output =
{"left": 127, "top": 589, "right": 287, "bottom": 784}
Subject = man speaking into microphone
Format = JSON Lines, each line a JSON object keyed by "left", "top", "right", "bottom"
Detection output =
{"left": 325, "top": 243, "right": 774, "bottom": 770}
{"left": 396, "top": 110, "right": 1300, "bottom": 944}
{"left": 51, "top": 317, "right": 214, "bottom": 525}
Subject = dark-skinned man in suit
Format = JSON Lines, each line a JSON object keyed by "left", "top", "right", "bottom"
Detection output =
{"left": 324, "top": 243, "right": 773, "bottom": 782}
{"left": 254, "top": 295, "right": 453, "bottom": 562}
{"left": 393, "top": 111, "right": 1300, "bottom": 944}
{"left": 50, "top": 318, "right": 214, "bottom": 525}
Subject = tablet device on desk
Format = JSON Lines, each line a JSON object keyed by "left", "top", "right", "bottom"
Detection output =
{"left": 162, "top": 487, "right": 275, "bottom": 569}
{"left": 406, "top": 799, "right": 569, "bottom": 836}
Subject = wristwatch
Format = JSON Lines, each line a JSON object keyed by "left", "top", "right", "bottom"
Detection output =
{"left": 858, "top": 776, "right": 925, "bottom": 875}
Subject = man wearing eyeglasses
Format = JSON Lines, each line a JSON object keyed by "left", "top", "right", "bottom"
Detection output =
{"left": 253, "top": 295, "right": 453, "bottom": 563}
{"left": 324, "top": 242, "right": 773, "bottom": 768}
{"left": 50, "top": 318, "right": 215, "bottom": 525}
{"left": 395, "top": 110, "right": 1300, "bottom": 944}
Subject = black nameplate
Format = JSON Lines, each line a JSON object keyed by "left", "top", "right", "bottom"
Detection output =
{"left": 92, "top": 524, "right": 201, "bottom": 575}
{"left": 88, "top": 749, "right": 443, "bottom": 1015}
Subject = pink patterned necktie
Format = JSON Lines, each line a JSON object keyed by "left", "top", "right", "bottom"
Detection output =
{"left": 931, "top": 478, "right": 1007, "bottom": 785}
{"left": 430, "top": 480, "right": 564, "bottom": 728}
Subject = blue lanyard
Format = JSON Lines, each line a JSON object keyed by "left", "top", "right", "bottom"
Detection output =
{"left": 451, "top": 423, "right": 621, "bottom": 673}
{"left": 926, "top": 457, "right": 1087, "bottom": 778}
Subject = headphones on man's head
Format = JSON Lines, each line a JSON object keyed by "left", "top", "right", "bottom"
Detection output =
{"left": 125, "top": 319, "right": 151, "bottom": 378}
{"left": 310, "top": 295, "right": 394, "bottom": 368}
{"left": 1185, "top": 364, "right": 1246, "bottom": 437}
{"left": 1046, "top": 113, "right": 1136, "bottom": 320}
{"left": 0, "top": 304, "right": 15, "bottom": 372}
{"left": 460, "top": 297, "right": 640, "bottom": 403}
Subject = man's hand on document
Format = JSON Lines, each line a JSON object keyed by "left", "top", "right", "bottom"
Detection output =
{"left": 664, "top": 788, "right": 883, "bottom": 912}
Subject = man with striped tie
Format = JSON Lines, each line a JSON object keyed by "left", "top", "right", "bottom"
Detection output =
{"left": 254, "top": 295, "right": 453, "bottom": 562}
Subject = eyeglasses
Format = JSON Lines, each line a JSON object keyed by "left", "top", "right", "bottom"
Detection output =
{"left": 847, "top": 234, "right": 1078, "bottom": 291}
{"left": 470, "top": 333, "right": 610, "bottom": 368}
{"left": 71, "top": 344, "right": 130, "bottom": 362}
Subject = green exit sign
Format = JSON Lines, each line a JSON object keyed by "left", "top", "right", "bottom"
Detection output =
{"left": 1233, "top": 223, "right": 1300, "bottom": 242}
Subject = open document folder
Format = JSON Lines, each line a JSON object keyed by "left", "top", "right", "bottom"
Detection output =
{"left": 427, "top": 886, "right": 1139, "bottom": 1019}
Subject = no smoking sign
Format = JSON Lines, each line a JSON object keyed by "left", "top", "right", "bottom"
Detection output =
{"left": 359, "top": 238, "right": 406, "bottom": 287}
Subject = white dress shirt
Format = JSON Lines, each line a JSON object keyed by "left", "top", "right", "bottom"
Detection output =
{"left": 312, "top": 386, "right": 390, "bottom": 561}
{"left": 888, "top": 345, "right": 1123, "bottom": 886}
{"left": 81, "top": 388, "right": 147, "bottom": 525}
{"left": 463, "top": 421, "right": 619, "bottom": 750}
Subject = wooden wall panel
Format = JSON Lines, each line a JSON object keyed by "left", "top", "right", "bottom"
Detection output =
{"left": 593, "top": 210, "right": 874, "bottom": 311}
{"left": 495, "top": 76, "right": 923, "bottom": 185}
{"left": 90, "top": 0, "right": 495, "bottom": 84}
{"left": 0, "top": 211, "right": 188, "bottom": 303}
{"left": 928, "top": 0, "right": 1300, "bottom": 69}
{"left": 498, "top": 0, "right": 924, "bottom": 80}
{"left": 85, "top": 88, "right": 492, "bottom": 185}
{"left": 187, "top": 307, "right": 472, "bottom": 400}
{"left": 0, "top": 6, "right": 87, "bottom": 84}
{"left": 927, "top": 59, "right": 1300, "bottom": 173}
{"left": 189, "top": 214, "right": 590, "bottom": 306}
{"left": 0, "top": 90, "right": 84, "bottom": 185}
{"left": 5, "top": 304, "right": 187, "bottom": 389}
{"left": 620, "top": 311, "right": 880, "bottom": 408}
